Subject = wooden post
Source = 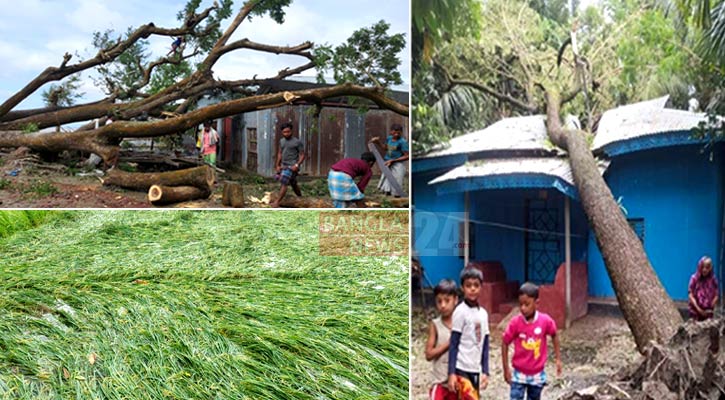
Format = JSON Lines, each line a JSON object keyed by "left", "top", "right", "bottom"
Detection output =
{"left": 565, "top": 195, "right": 572, "bottom": 329}
{"left": 464, "top": 191, "right": 470, "bottom": 266}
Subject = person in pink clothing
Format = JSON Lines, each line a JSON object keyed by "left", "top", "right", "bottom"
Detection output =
{"left": 197, "top": 121, "right": 220, "bottom": 167}
{"left": 502, "top": 282, "right": 561, "bottom": 400}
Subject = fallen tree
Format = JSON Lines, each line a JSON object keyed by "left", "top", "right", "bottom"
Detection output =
{"left": 424, "top": 0, "right": 685, "bottom": 350}
{"left": 0, "top": 0, "right": 408, "bottom": 167}
{"left": 563, "top": 318, "right": 724, "bottom": 400}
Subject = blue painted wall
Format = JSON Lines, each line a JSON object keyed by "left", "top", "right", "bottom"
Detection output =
{"left": 587, "top": 144, "right": 724, "bottom": 300}
{"left": 413, "top": 170, "right": 466, "bottom": 287}
{"left": 470, "top": 189, "right": 589, "bottom": 285}
{"left": 413, "top": 171, "right": 591, "bottom": 288}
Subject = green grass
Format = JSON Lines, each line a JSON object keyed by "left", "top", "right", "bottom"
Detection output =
{"left": 19, "top": 180, "right": 59, "bottom": 199}
{"left": 0, "top": 211, "right": 70, "bottom": 238}
{"left": 0, "top": 211, "right": 408, "bottom": 399}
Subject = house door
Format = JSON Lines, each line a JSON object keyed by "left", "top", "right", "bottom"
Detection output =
{"left": 525, "top": 199, "right": 561, "bottom": 284}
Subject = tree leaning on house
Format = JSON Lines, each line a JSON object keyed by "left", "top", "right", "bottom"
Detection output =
{"left": 410, "top": 0, "right": 719, "bottom": 351}
{"left": 0, "top": 0, "right": 408, "bottom": 166}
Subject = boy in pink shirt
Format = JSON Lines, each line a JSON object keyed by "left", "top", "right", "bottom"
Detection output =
{"left": 502, "top": 282, "right": 561, "bottom": 400}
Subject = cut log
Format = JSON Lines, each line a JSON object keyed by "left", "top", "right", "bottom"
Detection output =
{"left": 103, "top": 165, "right": 214, "bottom": 192}
{"left": 148, "top": 185, "right": 211, "bottom": 205}
{"left": 222, "top": 182, "right": 244, "bottom": 208}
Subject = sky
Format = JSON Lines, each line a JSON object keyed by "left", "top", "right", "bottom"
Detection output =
{"left": 0, "top": 0, "right": 410, "bottom": 111}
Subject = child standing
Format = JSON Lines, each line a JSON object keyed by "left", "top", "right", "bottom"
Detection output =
{"left": 502, "top": 282, "right": 562, "bottom": 400}
{"left": 447, "top": 268, "right": 489, "bottom": 400}
{"left": 426, "top": 279, "right": 458, "bottom": 400}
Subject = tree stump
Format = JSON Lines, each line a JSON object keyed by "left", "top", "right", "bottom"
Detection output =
{"left": 148, "top": 185, "right": 211, "bottom": 206}
{"left": 103, "top": 165, "right": 214, "bottom": 192}
{"left": 222, "top": 182, "right": 244, "bottom": 208}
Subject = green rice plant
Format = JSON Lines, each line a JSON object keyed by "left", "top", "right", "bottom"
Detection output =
{"left": 0, "top": 211, "right": 71, "bottom": 238}
{"left": 0, "top": 211, "right": 408, "bottom": 399}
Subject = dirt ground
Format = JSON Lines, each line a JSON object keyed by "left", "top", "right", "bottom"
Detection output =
{"left": 410, "top": 301, "right": 642, "bottom": 400}
{"left": 0, "top": 151, "right": 408, "bottom": 208}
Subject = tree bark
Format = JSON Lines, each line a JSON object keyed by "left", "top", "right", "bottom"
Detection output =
{"left": 148, "top": 185, "right": 211, "bottom": 205}
{"left": 222, "top": 182, "right": 245, "bottom": 207}
{"left": 102, "top": 165, "right": 214, "bottom": 192}
{"left": 0, "top": 84, "right": 408, "bottom": 164}
{"left": 544, "top": 89, "right": 682, "bottom": 352}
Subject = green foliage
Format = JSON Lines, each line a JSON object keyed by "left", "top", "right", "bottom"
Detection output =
{"left": 148, "top": 62, "right": 193, "bottom": 95}
{"left": 411, "top": 0, "right": 483, "bottom": 66}
{"left": 299, "top": 178, "right": 329, "bottom": 197}
{"left": 0, "top": 211, "right": 69, "bottom": 238}
{"left": 0, "top": 211, "right": 408, "bottom": 399}
{"left": 21, "top": 123, "right": 39, "bottom": 133}
{"left": 700, "top": 2, "right": 725, "bottom": 64}
{"left": 0, "top": 178, "right": 10, "bottom": 190}
{"left": 312, "top": 45, "right": 335, "bottom": 84}
{"left": 19, "top": 180, "right": 59, "bottom": 199}
{"left": 413, "top": 0, "right": 723, "bottom": 152}
{"left": 527, "top": 0, "right": 571, "bottom": 24}
{"left": 41, "top": 75, "right": 85, "bottom": 107}
{"left": 330, "top": 20, "right": 405, "bottom": 87}
{"left": 117, "top": 162, "right": 138, "bottom": 172}
{"left": 92, "top": 29, "right": 150, "bottom": 97}
{"left": 612, "top": 7, "right": 691, "bottom": 104}
{"left": 177, "top": 0, "right": 291, "bottom": 54}
{"left": 315, "top": 21, "right": 405, "bottom": 88}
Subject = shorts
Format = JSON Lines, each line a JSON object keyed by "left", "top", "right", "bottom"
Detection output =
{"left": 510, "top": 382, "right": 544, "bottom": 400}
{"left": 276, "top": 167, "right": 298, "bottom": 186}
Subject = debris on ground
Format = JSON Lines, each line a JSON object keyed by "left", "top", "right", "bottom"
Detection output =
{"left": 562, "top": 318, "right": 725, "bottom": 400}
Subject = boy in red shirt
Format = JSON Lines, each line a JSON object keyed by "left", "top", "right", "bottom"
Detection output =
{"left": 502, "top": 282, "right": 562, "bottom": 400}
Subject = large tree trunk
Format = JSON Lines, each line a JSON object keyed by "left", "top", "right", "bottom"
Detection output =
{"left": 0, "top": 84, "right": 408, "bottom": 165}
{"left": 545, "top": 89, "right": 682, "bottom": 352}
{"left": 102, "top": 165, "right": 214, "bottom": 192}
{"left": 148, "top": 185, "right": 211, "bottom": 205}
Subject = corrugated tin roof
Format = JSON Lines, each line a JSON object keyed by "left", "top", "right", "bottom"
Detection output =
{"left": 422, "top": 115, "right": 565, "bottom": 159}
{"left": 427, "top": 157, "right": 610, "bottom": 198}
{"left": 429, "top": 157, "right": 577, "bottom": 186}
{"left": 593, "top": 96, "right": 708, "bottom": 151}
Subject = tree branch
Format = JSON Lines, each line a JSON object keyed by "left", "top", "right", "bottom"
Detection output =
{"left": 0, "top": 6, "right": 216, "bottom": 118}
{"left": 200, "top": 0, "right": 262, "bottom": 71}
{"left": 436, "top": 60, "right": 538, "bottom": 113}
{"left": 219, "top": 39, "right": 313, "bottom": 59}
{"left": 0, "top": 84, "right": 407, "bottom": 163}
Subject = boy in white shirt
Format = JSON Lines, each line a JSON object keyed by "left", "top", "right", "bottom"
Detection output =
{"left": 447, "top": 268, "right": 490, "bottom": 400}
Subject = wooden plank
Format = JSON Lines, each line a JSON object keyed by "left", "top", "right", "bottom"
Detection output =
{"left": 367, "top": 142, "right": 406, "bottom": 197}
